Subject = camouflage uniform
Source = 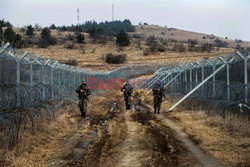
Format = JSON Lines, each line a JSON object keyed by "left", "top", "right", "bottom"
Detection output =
{"left": 76, "top": 82, "right": 91, "bottom": 117}
{"left": 121, "top": 82, "right": 133, "bottom": 110}
{"left": 152, "top": 82, "right": 165, "bottom": 114}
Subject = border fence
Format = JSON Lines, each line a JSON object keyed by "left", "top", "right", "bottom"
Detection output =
{"left": 146, "top": 49, "right": 250, "bottom": 117}
{"left": 1, "top": 41, "right": 250, "bottom": 117}
{"left": 0, "top": 42, "right": 160, "bottom": 112}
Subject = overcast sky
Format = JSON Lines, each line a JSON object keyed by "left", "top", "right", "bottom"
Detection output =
{"left": 0, "top": 0, "right": 249, "bottom": 41}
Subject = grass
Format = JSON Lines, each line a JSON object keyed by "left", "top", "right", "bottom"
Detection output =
{"left": 19, "top": 40, "right": 233, "bottom": 71}
{"left": 0, "top": 104, "right": 80, "bottom": 167}
{"left": 167, "top": 110, "right": 250, "bottom": 166}
{"left": 0, "top": 90, "right": 124, "bottom": 167}
{"left": 13, "top": 27, "right": 235, "bottom": 71}
{"left": 132, "top": 90, "right": 250, "bottom": 166}
{"left": 133, "top": 25, "right": 250, "bottom": 48}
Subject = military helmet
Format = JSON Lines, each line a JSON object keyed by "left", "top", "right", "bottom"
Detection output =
{"left": 82, "top": 79, "right": 87, "bottom": 84}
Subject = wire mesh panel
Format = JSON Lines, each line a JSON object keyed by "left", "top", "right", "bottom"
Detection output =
{"left": 154, "top": 51, "right": 250, "bottom": 117}
{"left": 0, "top": 56, "right": 17, "bottom": 84}
{"left": 0, "top": 43, "right": 162, "bottom": 111}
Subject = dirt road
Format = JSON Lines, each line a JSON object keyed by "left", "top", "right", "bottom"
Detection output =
{"left": 43, "top": 97, "right": 223, "bottom": 167}
{"left": 2, "top": 90, "right": 224, "bottom": 167}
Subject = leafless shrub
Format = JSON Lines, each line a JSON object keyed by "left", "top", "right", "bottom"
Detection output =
{"left": 64, "top": 59, "right": 78, "bottom": 66}
{"left": 187, "top": 39, "right": 198, "bottom": 45}
{"left": 92, "top": 48, "right": 96, "bottom": 53}
{"left": 117, "top": 46, "right": 124, "bottom": 52}
{"left": 79, "top": 46, "right": 86, "bottom": 54}
{"left": 157, "top": 44, "right": 166, "bottom": 52}
{"left": 146, "top": 36, "right": 157, "bottom": 46}
{"left": 23, "top": 38, "right": 35, "bottom": 47}
{"left": 143, "top": 48, "right": 150, "bottom": 56}
{"left": 20, "top": 27, "right": 26, "bottom": 33}
{"left": 66, "top": 33, "right": 75, "bottom": 41}
{"left": 131, "top": 34, "right": 143, "bottom": 39}
{"left": 235, "top": 39, "right": 243, "bottom": 43}
{"left": 103, "top": 53, "right": 127, "bottom": 64}
{"left": 214, "top": 38, "right": 228, "bottom": 47}
{"left": 65, "top": 43, "right": 75, "bottom": 49}
{"left": 172, "top": 43, "right": 186, "bottom": 52}
{"left": 201, "top": 43, "right": 213, "bottom": 52}
{"left": 136, "top": 39, "right": 141, "bottom": 49}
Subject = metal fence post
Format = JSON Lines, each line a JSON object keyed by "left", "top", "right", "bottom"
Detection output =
{"left": 201, "top": 66, "right": 204, "bottom": 96}
{"left": 41, "top": 64, "right": 45, "bottom": 101}
{"left": 168, "top": 57, "right": 234, "bottom": 111}
{"left": 184, "top": 69, "right": 187, "bottom": 92}
{"left": 50, "top": 62, "right": 57, "bottom": 99}
{"left": 64, "top": 70, "right": 67, "bottom": 86}
{"left": 59, "top": 68, "right": 62, "bottom": 96}
{"left": 78, "top": 71, "right": 81, "bottom": 84}
{"left": 236, "top": 52, "right": 249, "bottom": 103}
{"left": 30, "top": 63, "right": 34, "bottom": 87}
{"left": 212, "top": 64, "right": 216, "bottom": 98}
{"left": 226, "top": 63, "right": 230, "bottom": 101}
{"left": 16, "top": 59, "right": 21, "bottom": 106}
{"left": 195, "top": 69, "right": 198, "bottom": 86}
{"left": 189, "top": 68, "right": 192, "bottom": 91}
{"left": 244, "top": 59, "right": 248, "bottom": 103}
{"left": 74, "top": 70, "right": 76, "bottom": 85}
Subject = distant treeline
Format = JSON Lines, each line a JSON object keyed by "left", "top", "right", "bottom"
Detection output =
{"left": 0, "top": 19, "right": 12, "bottom": 27}
{"left": 55, "top": 19, "right": 135, "bottom": 36}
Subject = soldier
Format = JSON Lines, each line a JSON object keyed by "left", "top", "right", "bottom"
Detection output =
{"left": 152, "top": 80, "right": 165, "bottom": 114}
{"left": 76, "top": 80, "right": 91, "bottom": 117}
{"left": 121, "top": 80, "right": 133, "bottom": 110}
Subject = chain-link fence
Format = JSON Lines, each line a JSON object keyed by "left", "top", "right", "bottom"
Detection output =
{"left": 0, "top": 43, "right": 162, "bottom": 112}
{"left": 148, "top": 49, "right": 250, "bottom": 117}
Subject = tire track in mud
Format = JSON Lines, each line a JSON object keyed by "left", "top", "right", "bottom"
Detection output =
{"left": 130, "top": 103, "right": 202, "bottom": 167}
{"left": 45, "top": 94, "right": 221, "bottom": 167}
{"left": 46, "top": 98, "right": 123, "bottom": 167}
{"left": 142, "top": 102, "right": 223, "bottom": 167}
{"left": 87, "top": 101, "right": 202, "bottom": 167}
{"left": 109, "top": 110, "right": 151, "bottom": 167}
{"left": 45, "top": 116, "right": 96, "bottom": 167}
{"left": 155, "top": 114, "right": 223, "bottom": 167}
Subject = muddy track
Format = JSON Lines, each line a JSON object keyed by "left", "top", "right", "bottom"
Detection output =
{"left": 142, "top": 102, "right": 223, "bottom": 167}
{"left": 43, "top": 99, "right": 123, "bottom": 167}
{"left": 79, "top": 101, "right": 203, "bottom": 167}
{"left": 42, "top": 97, "right": 222, "bottom": 167}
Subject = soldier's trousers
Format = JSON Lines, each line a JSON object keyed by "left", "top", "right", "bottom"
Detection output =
{"left": 78, "top": 99, "right": 87, "bottom": 117}
{"left": 154, "top": 97, "right": 162, "bottom": 113}
{"left": 124, "top": 96, "right": 131, "bottom": 109}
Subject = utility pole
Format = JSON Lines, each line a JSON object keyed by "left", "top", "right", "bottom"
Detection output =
{"left": 77, "top": 8, "right": 80, "bottom": 25}
{"left": 112, "top": 3, "right": 114, "bottom": 21}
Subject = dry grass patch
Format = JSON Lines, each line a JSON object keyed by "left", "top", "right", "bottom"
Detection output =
{"left": 16, "top": 28, "right": 235, "bottom": 71}
{"left": 168, "top": 110, "right": 250, "bottom": 166}
{"left": 0, "top": 104, "right": 80, "bottom": 167}
{"left": 0, "top": 90, "right": 124, "bottom": 167}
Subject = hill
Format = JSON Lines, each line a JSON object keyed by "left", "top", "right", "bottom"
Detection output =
{"left": 132, "top": 25, "right": 250, "bottom": 48}
{"left": 2, "top": 24, "right": 242, "bottom": 71}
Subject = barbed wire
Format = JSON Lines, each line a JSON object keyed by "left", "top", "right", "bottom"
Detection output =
{"left": 154, "top": 50, "right": 250, "bottom": 117}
